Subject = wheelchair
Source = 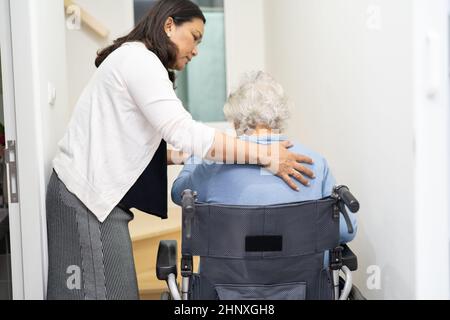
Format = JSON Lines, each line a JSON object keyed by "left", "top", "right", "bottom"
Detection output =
{"left": 156, "top": 185, "right": 365, "bottom": 300}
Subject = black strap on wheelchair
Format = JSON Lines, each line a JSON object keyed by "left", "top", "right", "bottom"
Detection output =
{"left": 181, "top": 255, "right": 193, "bottom": 277}
{"left": 330, "top": 246, "right": 343, "bottom": 270}
{"left": 245, "top": 235, "right": 283, "bottom": 252}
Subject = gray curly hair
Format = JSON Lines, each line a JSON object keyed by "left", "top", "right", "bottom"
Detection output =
{"left": 223, "top": 71, "right": 290, "bottom": 136}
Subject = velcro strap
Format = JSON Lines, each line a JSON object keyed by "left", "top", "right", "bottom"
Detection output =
{"left": 245, "top": 235, "right": 283, "bottom": 252}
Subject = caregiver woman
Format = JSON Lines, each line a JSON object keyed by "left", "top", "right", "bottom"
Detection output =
{"left": 46, "top": 0, "right": 315, "bottom": 300}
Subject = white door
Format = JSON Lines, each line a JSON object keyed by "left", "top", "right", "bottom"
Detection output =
{"left": 412, "top": 0, "right": 450, "bottom": 299}
{"left": 0, "top": 0, "right": 24, "bottom": 300}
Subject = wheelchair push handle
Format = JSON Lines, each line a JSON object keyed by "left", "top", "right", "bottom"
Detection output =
{"left": 335, "top": 185, "right": 360, "bottom": 213}
{"left": 182, "top": 190, "right": 196, "bottom": 212}
{"left": 181, "top": 190, "right": 197, "bottom": 239}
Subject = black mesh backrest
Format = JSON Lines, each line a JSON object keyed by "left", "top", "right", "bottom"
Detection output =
{"left": 182, "top": 197, "right": 340, "bottom": 258}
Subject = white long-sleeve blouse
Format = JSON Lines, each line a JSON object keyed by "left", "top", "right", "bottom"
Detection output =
{"left": 53, "top": 41, "right": 215, "bottom": 222}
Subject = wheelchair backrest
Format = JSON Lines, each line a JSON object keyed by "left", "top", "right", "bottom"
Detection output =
{"left": 182, "top": 197, "right": 340, "bottom": 259}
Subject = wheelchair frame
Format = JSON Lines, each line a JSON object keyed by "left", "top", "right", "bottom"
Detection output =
{"left": 156, "top": 185, "right": 363, "bottom": 300}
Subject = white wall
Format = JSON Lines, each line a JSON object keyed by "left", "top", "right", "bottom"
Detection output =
{"left": 9, "top": 0, "right": 71, "bottom": 299}
{"left": 65, "top": 0, "right": 134, "bottom": 111}
{"left": 263, "top": 0, "right": 449, "bottom": 299}
{"left": 224, "top": 0, "right": 266, "bottom": 93}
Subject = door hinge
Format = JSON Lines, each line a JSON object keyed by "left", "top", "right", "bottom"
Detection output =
{"left": 5, "top": 140, "right": 19, "bottom": 203}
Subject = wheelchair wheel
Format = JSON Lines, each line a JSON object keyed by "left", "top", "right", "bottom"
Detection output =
{"left": 339, "top": 277, "right": 367, "bottom": 300}
{"left": 160, "top": 291, "right": 171, "bottom": 300}
{"left": 348, "top": 285, "right": 366, "bottom": 300}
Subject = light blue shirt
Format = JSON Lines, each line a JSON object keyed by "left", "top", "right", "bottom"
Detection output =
{"left": 171, "top": 134, "right": 357, "bottom": 247}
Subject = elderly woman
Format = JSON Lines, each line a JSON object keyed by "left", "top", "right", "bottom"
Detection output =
{"left": 171, "top": 71, "right": 357, "bottom": 245}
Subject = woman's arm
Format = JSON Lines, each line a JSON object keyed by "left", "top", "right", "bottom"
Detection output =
{"left": 167, "top": 149, "right": 189, "bottom": 165}
{"left": 205, "top": 132, "right": 315, "bottom": 191}
{"left": 168, "top": 133, "right": 314, "bottom": 190}
{"left": 167, "top": 132, "right": 314, "bottom": 190}
{"left": 121, "top": 51, "right": 314, "bottom": 189}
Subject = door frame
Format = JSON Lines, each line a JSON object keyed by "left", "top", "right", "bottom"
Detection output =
{"left": 412, "top": 0, "right": 450, "bottom": 299}
{"left": 0, "top": 0, "right": 24, "bottom": 300}
{"left": 1, "top": 0, "right": 50, "bottom": 300}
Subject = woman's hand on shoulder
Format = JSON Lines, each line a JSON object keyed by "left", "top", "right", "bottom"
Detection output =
{"left": 263, "top": 141, "right": 315, "bottom": 191}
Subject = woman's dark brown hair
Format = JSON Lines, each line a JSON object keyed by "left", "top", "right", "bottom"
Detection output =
{"left": 95, "top": 0, "right": 205, "bottom": 82}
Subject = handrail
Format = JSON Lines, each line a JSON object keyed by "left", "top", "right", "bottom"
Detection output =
{"left": 64, "top": 0, "right": 110, "bottom": 38}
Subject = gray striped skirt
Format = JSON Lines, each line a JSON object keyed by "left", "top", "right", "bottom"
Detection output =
{"left": 46, "top": 171, "right": 139, "bottom": 300}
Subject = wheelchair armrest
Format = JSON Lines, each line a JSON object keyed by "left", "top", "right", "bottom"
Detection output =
{"left": 156, "top": 240, "right": 178, "bottom": 281}
{"left": 341, "top": 244, "right": 358, "bottom": 271}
